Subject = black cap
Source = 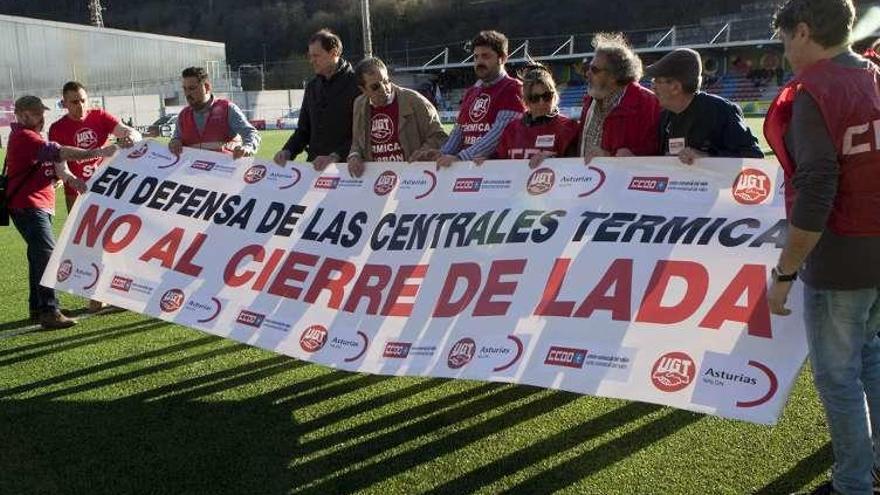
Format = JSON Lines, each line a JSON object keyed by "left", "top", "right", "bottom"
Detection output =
{"left": 645, "top": 48, "right": 702, "bottom": 90}
{"left": 14, "top": 95, "right": 50, "bottom": 113}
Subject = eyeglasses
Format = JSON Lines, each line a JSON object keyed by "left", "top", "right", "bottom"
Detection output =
{"left": 586, "top": 64, "right": 608, "bottom": 75}
{"left": 527, "top": 92, "right": 553, "bottom": 103}
{"left": 368, "top": 79, "right": 390, "bottom": 92}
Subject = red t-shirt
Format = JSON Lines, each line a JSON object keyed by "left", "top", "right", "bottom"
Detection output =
{"left": 457, "top": 75, "right": 524, "bottom": 149}
{"left": 48, "top": 109, "right": 118, "bottom": 197}
{"left": 496, "top": 114, "right": 579, "bottom": 160}
{"left": 6, "top": 123, "right": 60, "bottom": 211}
{"left": 370, "top": 99, "right": 405, "bottom": 162}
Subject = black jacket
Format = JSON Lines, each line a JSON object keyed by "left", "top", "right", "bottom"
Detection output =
{"left": 282, "top": 59, "right": 361, "bottom": 161}
{"left": 659, "top": 92, "right": 764, "bottom": 158}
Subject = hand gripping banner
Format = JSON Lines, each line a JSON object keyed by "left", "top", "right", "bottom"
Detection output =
{"left": 44, "top": 140, "right": 806, "bottom": 424}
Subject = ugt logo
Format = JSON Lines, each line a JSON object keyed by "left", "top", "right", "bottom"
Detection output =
{"left": 371, "top": 113, "right": 394, "bottom": 143}
{"left": 447, "top": 338, "right": 476, "bottom": 369}
{"left": 651, "top": 352, "right": 697, "bottom": 392}
{"left": 76, "top": 128, "right": 98, "bottom": 149}
{"left": 732, "top": 169, "right": 771, "bottom": 205}
{"left": 159, "top": 289, "right": 185, "bottom": 312}
{"left": 527, "top": 167, "right": 555, "bottom": 195}
{"left": 299, "top": 325, "right": 328, "bottom": 353}
{"left": 243, "top": 164, "right": 267, "bottom": 184}
{"left": 469, "top": 93, "right": 491, "bottom": 122}
{"left": 374, "top": 170, "right": 398, "bottom": 196}
{"left": 56, "top": 260, "right": 73, "bottom": 282}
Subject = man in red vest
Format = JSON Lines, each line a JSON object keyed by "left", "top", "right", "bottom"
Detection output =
{"left": 433, "top": 30, "right": 525, "bottom": 168}
{"left": 765, "top": 0, "right": 880, "bottom": 493}
{"left": 168, "top": 67, "right": 260, "bottom": 158}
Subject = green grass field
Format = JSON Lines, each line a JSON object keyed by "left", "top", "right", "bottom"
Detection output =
{"left": 0, "top": 126, "right": 833, "bottom": 495}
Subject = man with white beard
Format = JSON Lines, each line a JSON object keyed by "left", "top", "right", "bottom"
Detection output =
{"left": 578, "top": 33, "right": 662, "bottom": 163}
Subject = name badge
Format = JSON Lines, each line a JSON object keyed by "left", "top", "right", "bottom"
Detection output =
{"left": 535, "top": 134, "right": 556, "bottom": 148}
{"left": 668, "top": 137, "right": 686, "bottom": 155}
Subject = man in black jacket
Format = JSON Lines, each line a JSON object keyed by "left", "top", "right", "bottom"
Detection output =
{"left": 273, "top": 29, "right": 360, "bottom": 170}
{"left": 647, "top": 48, "right": 764, "bottom": 164}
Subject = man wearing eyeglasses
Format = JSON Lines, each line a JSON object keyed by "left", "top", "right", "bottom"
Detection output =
{"left": 579, "top": 33, "right": 662, "bottom": 164}
{"left": 433, "top": 30, "right": 526, "bottom": 169}
{"left": 274, "top": 29, "right": 360, "bottom": 171}
{"left": 647, "top": 48, "right": 763, "bottom": 164}
{"left": 346, "top": 57, "right": 447, "bottom": 177}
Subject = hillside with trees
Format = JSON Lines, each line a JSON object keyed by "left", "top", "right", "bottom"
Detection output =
{"left": 0, "top": 0, "right": 767, "bottom": 88}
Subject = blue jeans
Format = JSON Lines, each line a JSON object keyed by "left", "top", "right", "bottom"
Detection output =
{"left": 803, "top": 284, "right": 880, "bottom": 495}
{"left": 10, "top": 208, "right": 58, "bottom": 314}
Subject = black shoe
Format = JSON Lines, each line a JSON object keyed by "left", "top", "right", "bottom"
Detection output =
{"left": 873, "top": 466, "right": 880, "bottom": 494}
{"left": 38, "top": 310, "right": 77, "bottom": 330}
{"left": 806, "top": 481, "right": 839, "bottom": 495}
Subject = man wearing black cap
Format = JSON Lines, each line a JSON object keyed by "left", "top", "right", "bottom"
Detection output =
{"left": 647, "top": 48, "right": 763, "bottom": 164}
{"left": 5, "top": 95, "right": 117, "bottom": 329}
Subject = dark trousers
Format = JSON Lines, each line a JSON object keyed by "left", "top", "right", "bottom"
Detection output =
{"left": 10, "top": 208, "right": 58, "bottom": 313}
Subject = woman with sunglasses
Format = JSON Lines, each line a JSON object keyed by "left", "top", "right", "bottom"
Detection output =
{"left": 490, "top": 63, "right": 579, "bottom": 168}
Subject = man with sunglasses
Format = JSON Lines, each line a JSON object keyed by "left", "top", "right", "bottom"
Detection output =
{"left": 433, "top": 30, "right": 526, "bottom": 169}
{"left": 346, "top": 57, "right": 447, "bottom": 177}
{"left": 579, "top": 33, "right": 661, "bottom": 163}
{"left": 49, "top": 81, "right": 141, "bottom": 213}
{"left": 647, "top": 48, "right": 763, "bottom": 164}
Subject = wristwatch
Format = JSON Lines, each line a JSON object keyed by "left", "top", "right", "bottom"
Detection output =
{"left": 771, "top": 266, "right": 798, "bottom": 282}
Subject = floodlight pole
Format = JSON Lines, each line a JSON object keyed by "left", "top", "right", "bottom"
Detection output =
{"left": 360, "top": 0, "right": 373, "bottom": 58}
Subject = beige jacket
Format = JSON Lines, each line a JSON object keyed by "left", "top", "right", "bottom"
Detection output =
{"left": 349, "top": 85, "right": 447, "bottom": 161}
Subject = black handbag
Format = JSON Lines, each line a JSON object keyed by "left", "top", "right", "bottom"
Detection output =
{"left": 0, "top": 156, "right": 10, "bottom": 226}
{"left": 0, "top": 154, "right": 41, "bottom": 227}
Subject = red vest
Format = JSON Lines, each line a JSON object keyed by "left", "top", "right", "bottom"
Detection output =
{"left": 178, "top": 98, "right": 236, "bottom": 153}
{"left": 457, "top": 75, "right": 524, "bottom": 150}
{"left": 765, "top": 59, "right": 880, "bottom": 235}
{"left": 496, "top": 114, "right": 579, "bottom": 159}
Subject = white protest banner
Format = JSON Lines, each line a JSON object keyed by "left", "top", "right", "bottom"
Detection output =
{"left": 44, "top": 140, "right": 806, "bottom": 425}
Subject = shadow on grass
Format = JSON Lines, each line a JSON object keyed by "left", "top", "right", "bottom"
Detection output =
{"left": 290, "top": 386, "right": 578, "bottom": 495}
{"left": 0, "top": 319, "right": 167, "bottom": 366}
{"left": 424, "top": 401, "right": 662, "bottom": 495}
{"left": 0, "top": 332, "right": 223, "bottom": 398}
{"left": 754, "top": 441, "right": 833, "bottom": 495}
{"left": 0, "top": 399, "right": 303, "bottom": 495}
{"left": 501, "top": 408, "right": 703, "bottom": 494}
{"left": 0, "top": 318, "right": 35, "bottom": 332}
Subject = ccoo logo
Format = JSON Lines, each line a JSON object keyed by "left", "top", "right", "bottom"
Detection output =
{"left": 159, "top": 288, "right": 185, "bottom": 312}
{"left": 732, "top": 169, "right": 771, "bottom": 205}
{"left": 527, "top": 167, "right": 555, "bottom": 195}
{"left": 244, "top": 164, "right": 267, "bottom": 184}
{"left": 299, "top": 325, "right": 328, "bottom": 353}
{"left": 56, "top": 259, "right": 73, "bottom": 282}
{"left": 447, "top": 338, "right": 476, "bottom": 369}
{"left": 110, "top": 275, "right": 133, "bottom": 292}
{"left": 651, "top": 352, "right": 697, "bottom": 392}
{"left": 374, "top": 170, "right": 398, "bottom": 196}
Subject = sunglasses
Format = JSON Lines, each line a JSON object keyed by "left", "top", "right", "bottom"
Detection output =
{"left": 585, "top": 64, "right": 607, "bottom": 75}
{"left": 527, "top": 92, "right": 553, "bottom": 103}
{"left": 368, "top": 79, "right": 390, "bottom": 92}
